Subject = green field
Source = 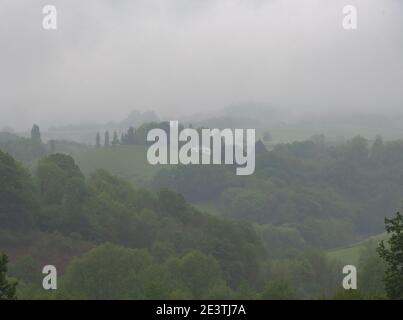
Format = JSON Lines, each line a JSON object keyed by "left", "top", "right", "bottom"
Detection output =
{"left": 327, "top": 233, "right": 388, "bottom": 266}
{"left": 74, "top": 145, "right": 162, "bottom": 185}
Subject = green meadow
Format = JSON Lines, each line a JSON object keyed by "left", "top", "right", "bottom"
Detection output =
{"left": 327, "top": 233, "right": 388, "bottom": 266}
{"left": 74, "top": 145, "right": 161, "bottom": 184}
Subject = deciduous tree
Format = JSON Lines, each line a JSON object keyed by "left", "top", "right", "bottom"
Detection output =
{"left": 0, "top": 253, "right": 17, "bottom": 300}
{"left": 377, "top": 212, "right": 403, "bottom": 299}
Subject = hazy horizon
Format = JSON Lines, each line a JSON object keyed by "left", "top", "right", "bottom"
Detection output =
{"left": 1, "top": 0, "right": 402, "bottom": 130}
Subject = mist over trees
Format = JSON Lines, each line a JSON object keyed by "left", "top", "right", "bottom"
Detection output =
{"left": 1, "top": 0, "right": 403, "bottom": 302}
{"left": 1, "top": 120, "right": 403, "bottom": 300}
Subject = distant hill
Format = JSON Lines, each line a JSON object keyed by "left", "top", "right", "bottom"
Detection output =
{"left": 189, "top": 116, "right": 263, "bottom": 130}
{"left": 44, "top": 110, "right": 159, "bottom": 145}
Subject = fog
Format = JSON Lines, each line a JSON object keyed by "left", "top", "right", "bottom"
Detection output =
{"left": 0, "top": 0, "right": 402, "bottom": 130}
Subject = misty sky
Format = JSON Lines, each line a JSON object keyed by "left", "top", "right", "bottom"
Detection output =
{"left": 0, "top": 0, "right": 402, "bottom": 130}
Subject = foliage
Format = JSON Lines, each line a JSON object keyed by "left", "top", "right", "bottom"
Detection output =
{"left": 0, "top": 150, "right": 38, "bottom": 229}
{"left": 377, "top": 212, "right": 403, "bottom": 299}
{"left": 3, "top": 134, "right": 403, "bottom": 300}
{"left": 0, "top": 253, "right": 17, "bottom": 300}
{"left": 260, "top": 279, "right": 295, "bottom": 300}
{"left": 358, "top": 242, "right": 387, "bottom": 297}
{"left": 63, "top": 243, "right": 154, "bottom": 299}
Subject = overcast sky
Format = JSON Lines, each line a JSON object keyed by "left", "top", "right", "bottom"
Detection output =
{"left": 0, "top": 0, "right": 402, "bottom": 130}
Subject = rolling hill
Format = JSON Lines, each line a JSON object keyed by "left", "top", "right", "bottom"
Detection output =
{"left": 327, "top": 233, "right": 388, "bottom": 266}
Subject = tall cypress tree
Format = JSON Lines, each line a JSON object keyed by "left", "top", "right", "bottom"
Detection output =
{"left": 31, "top": 124, "right": 41, "bottom": 142}
{"left": 126, "top": 127, "right": 135, "bottom": 145}
{"left": 104, "top": 131, "right": 110, "bottom": 147}
{"left": 96, "top": 132, "right": 101, "bottom": 148}
{"left": 112, "top": 131, "right": 119, "bottom": 146}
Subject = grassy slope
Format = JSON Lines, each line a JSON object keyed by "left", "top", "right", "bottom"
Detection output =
{"left": 74, "top": 145, "right": 162, "bottom": 184}
{"left": 327, "top": 233, "right": 388, "bottom": 266}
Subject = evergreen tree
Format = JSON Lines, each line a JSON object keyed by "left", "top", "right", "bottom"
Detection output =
{"left": 31, "top": 124, "right": 41, "bottom": 142}
{"left": 377, "top": 212, "right": 403, "bottom": 299}
{"left": 104, "top": 131, "right": 110, "bottom": 147}
{"left": 126, "top": 127, "right": 135, "bottom": 145}
{"left": 373, "top": 135, "right": 383, "bottom": 150}
{"left": 96, "top": 132, "right": 101, "bottom": 148}
{"left": 112, "top": 131, "right": 119, "bottom": 146}
{"left": 371, "top": 135, "right": 384, "bottom": 160}
{"left": 0, "top": 253, "right": 17, "bottom": 300}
